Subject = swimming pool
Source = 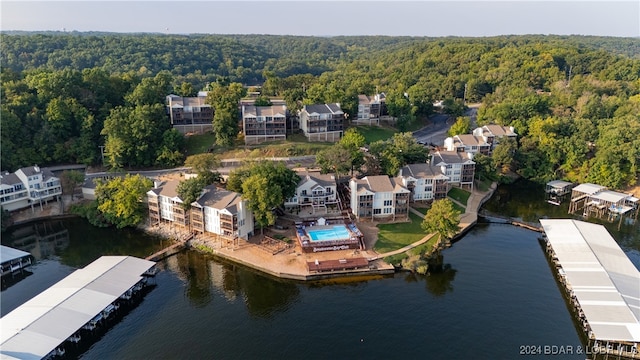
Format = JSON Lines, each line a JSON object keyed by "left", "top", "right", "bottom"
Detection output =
{"left": 307, "top": 225, "right": 351, "bottom": 242}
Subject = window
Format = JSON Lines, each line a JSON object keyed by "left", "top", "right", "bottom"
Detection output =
{"left": 383, "top": 200, "right": 392, "bottom": 206}
{"left": 373, "top": 208, "right": 381, "bottom": 215}
{"left": 384, "top": 208, "right": 392, "bottom": 214}
{"left": 425, "top": 186, "right": 432, "bottom": 192}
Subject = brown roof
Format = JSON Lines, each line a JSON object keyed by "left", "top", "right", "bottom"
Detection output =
{"left": 151, "top": 179, "right": 181, "bottom": 199}
{"left": 400, "top": 163, "right": 447, "bottom": 178}
{"left": 296, "top": 170, "right": 336, "bottom": 188}
{"left": 364, "top": 176, "right": 394, "bottom": 192}
{"left": 431, "top": 151, "right": 474, "bottom": 165}
{"left": 483, "top": 124, "right": 516, "bottom": 137}
{"left": 455, "top": 134, "right": 488, "bottom": 146}
{"left": 193, "top": 185, "right": 243, "bottom": 212}
{"left": 243, "top": 105, "right": 287, "bottom": 118}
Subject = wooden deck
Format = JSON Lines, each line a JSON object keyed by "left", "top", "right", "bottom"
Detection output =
{"left": 307, "top": 257, "right": 369, "bottom": 272}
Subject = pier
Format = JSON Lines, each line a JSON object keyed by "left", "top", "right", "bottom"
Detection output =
{"left": 0, "top": 256, "right": 156, "bottom": 360}
{"left": 145, "top": 233, "right": 193, "bottom": 261}
{"left": 540, "top": 219, "right": 640, "bottom": 359}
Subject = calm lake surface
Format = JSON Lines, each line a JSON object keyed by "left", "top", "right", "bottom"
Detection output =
{"left": 2, "top": 180, "right": 639, "bottom": 359}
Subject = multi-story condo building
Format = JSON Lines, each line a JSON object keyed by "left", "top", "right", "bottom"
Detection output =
{"left": 472, "top": 124, "right": 517, "bottom": 152}
{"left": 1, "top": 166, "right": 62, "bottom": 212}
{"left": 191, "top": 185, "right": 254, "bottom": 240}
{"left": 430, "top": 151, "right": 476, "bottom": 189}
{"left": 242, "top": 105, "right": 287, "bottom": 145}
{"left": 443, "top": 134, "right": 491, "bottom": 155}
{"left": 166, "top": 93, "right": 213, "bottom": 134}
{"left": 298, "top": 103, "right": 344, "bottom": 142}
{"left": 284, "top": 171, "right": 338, "bottom": 214}
{"left": 355, "top": 93, "right": 387, "bottom": 126}
{"left": 147, "top": 180, "right": 190, "bottom": 228}
{"left": 349, "top": 175, "right": 410, "bottom": 220}
{"left": 398, "top": 163, "right": 449, "bottom": 202}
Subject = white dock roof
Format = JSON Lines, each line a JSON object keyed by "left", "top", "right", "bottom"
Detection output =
{"left": 546, "top": 180, "right": 572, "bottom": 188}
{"left": 572, "top": 183, "right": 606, "bottom": 195}
{"left": 0, "top": 256, "right": 155, "bottom": 360}
{"left": 590, "top": 190, "right": 630, "bottom": 204}
{"left": 540, "top": 219, "right": 640, "bottom": 343}
{"left": 0, "top": 245, "right": 31, "bottom": 264}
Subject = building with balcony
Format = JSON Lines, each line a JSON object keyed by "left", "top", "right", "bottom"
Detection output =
{"left": 298, "top": 103, "right": 344, "bottom": 142}
{"left": 0, "top": 166, "right": 62, "bottom": 212}
{"left": 443, "top": 134, "right": 491, "bottom": 155}
{"left": 430, "top": 151, "right": 476, "bottom": 189}
{"left": 472, "top": 124, "right": 517, "bottom": 151}
{"left": 166, "top": 93, "right": 213, "bottom": 134}
{"left": 242, "top": 105, "right": 287, "bottom": 145}
{"left": 190, "top": 185, "right": 254, "bottom": 240}
{"left": 355, "top": 93, "right": 387, "bottom": 126}
{"left": 146, "top": 180, "right": 189, "bottom": 228}
{"left": 349, "top": 175, "right": 410, "bottom": 221}
{"left": 398, "top": 163, "right": 449, "bottom": 202}
{"left": 284, "top": 171, "right": 338, "bottom": 215}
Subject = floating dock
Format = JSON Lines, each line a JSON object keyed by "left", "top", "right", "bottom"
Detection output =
{"left": 540, "top": 219, "right": 640, "bottom": 358}
{"left": 0, "top": 256, "right": 156, "bottom": 360}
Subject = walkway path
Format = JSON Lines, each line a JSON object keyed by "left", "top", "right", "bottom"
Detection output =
{"left": 370, "top": 182, "right": 497, "bottom": 260}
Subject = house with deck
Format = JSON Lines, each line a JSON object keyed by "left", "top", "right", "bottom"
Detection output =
{"left": 398, "top": 163, "right": 449, "bottom": 202}
{"left": 190, "top": 185, "right": 254, "bottom": 240}
{"left": 298, "top": 103, "right": 344, "bottom": 142}
{"left": 349, "top": 175, "right": 410, "bottom": 220}
{"left": 147, "top": 180, "right": 189, "bottom": 228}
{"left": 166, "top": 93, "right": 213, "bottom": 134}
{"left": 284, "top": 171, "right": 338, "bottom": 216}
{"left": 0, "top": 166, "right": 62, "bottom": 212}
{"left": 430, "top": 151, "right": 475, "bottom": 189}
{"left": 242, "top": 105, "right": 287, "bottom": 145}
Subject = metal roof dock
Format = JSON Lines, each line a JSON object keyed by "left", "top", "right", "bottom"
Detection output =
{"left": 1, "top": 245, "right": 33, "bottom": 277}
{"left": 0, "top": 256, "right": 155, "bottom": 360}
{"left": 540, "top": 219, "right": 640, "bottom": 357}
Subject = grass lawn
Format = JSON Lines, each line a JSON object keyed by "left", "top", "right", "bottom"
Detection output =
{"left": 413, "top": 206, "right": 429, "bottom": 215}
{"left": 409, "top": 233, "right": 441, "bottom": 256}
{"left": 475, "top": 178, "right": 492, "bottom": 192}
{"left": 354, "top": 126, "right": 397, "bottom": 144}
{"left": 185, "top": 132, "right": 216, "bottom": 155}
{"left": 374, "top": 213, "right": 427, "bottom": 254}
{"left": 448, "top": 187, "right": 471, "bottom": 205}
{"left": 451, "top": 202, "right": 466, "bottom": 214}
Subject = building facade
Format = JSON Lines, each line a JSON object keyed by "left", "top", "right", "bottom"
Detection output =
{"left": 242, "top": 105, "right": 287, "bottom": 145}
{"left": 355, "top": 93, "right": 387, "bottom": 126}
{"left": 443, "top": 134, "right": 491, "bottom": 155}
{"left": 166, "top": 93, "right": 213, "bottom": 134}
{"left": 1, "top": 166, "right": 62, "bottom": 212}
{"left": 472, "top": 124, "right": 517, "bottom": 151}
{"left": 284, "top": 171, "right": 338, "bottom": 215}
{"left": 191, "top": 185, "right": 254, "bottom": 240}
{"left": 430, "top": 151, "right": 476, "bottom": 189}
{"left": 349, "top": 175, "right": 410, "bottom": 220}
{"left": 398, "top": 163, "right": 449, "bottom": 202}
{"left": 147, "top": 180, "right": 189, "bottom": 228}
{"left": 298, "top": 103, "right": 344, "bottom": 142}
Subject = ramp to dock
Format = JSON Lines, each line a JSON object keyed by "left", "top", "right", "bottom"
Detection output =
{"left": 0, "top": 256, "right": 155, "bottom": 359}
{"left": 540, "top": 219, "right": 640, "bottom": 344}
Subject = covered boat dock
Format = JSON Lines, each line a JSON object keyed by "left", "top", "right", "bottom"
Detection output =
{"left": 1, "top": 245, "right": 33, "bottom": 277}
{"left": 0, "top": 256, "right": 155, "bottom": 360}
{"left": 544, "top": 180, "right": 573, "bottom": 205}
{"left": 540, "top": 219, "right": 640, "bottom": 358}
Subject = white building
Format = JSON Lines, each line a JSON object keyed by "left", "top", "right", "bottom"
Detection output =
{"left": 349, "top": 175, "right": 410, "bottom": 220}
{"left": 284, "top": 171, "right": 338, "bottom": 215}
{"left": 191, "top": 185, "right": 254, "bottom": 240}
{"left": 472, "top": 124, "right": 517, "bottom": 151}
{"left": 242, "top": 105, "right": 287, "bottom": 145}
{"left": 443, "top": 134, "right": 491, "bottom": 155}
{"left": 355, "top": 93, "right": 386, "bottom": 126}
{"left": 430, "top": 151, "right": 476, "bottom": 189}
{"left": 1, "top": 166, "right": 62, "bottom": 212}
{"left": 398, "top": 163, "right": 449, "bottom": 202}
{"left": 147, "top": 180, "right": 189, "bottom": 227}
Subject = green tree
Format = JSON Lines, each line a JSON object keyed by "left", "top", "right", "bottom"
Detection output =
{"left": 207, "top": 82, "right": 246, "bottom": 147}
{"left": 60, "top": 170, "right": 85, "bottom": 200}
{"left": 185, "top": 153, "right": 221, "bottom": 173}
{"left": 316, "top": 146, "right": 352, "bottom": 178}
{"left": 242, "top": 175, "right": 279, "bottom": 232}
{"left": 95, "top": 174, "right": 153, "bottom": 228}
{"left": 176, "top": 177, "right": 207, "bottom": 210}
{"left": 421, "top": 198, "right": 461, "bottom": 240}
{"left": 448, "top": 116, "right": 471, "bottom": 136}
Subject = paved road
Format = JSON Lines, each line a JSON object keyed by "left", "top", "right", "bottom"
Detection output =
{"left": 412, "top": 105, "right": 481, "bottom": 147}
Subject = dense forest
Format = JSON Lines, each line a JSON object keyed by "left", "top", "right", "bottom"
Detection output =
{"left": 1, "top": 32, "right": 639, "bottom": 189}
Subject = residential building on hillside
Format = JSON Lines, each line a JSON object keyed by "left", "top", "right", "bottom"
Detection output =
{"left": 166, "top": 94, "right": 213, "bottom": 134}
{"left": 430, "top": 151, "right": 475, "bottom": 189}
{"left": 472, "top": 124, "right": 517, "bottom": 151}
{"left": 298, "top": 103, "right": 344, "bottom": 142}
{"left": 242, "top": 105, "right": 287, "bottom": 145}
{"left": 349, "top": 175, "right": 410, "bottom": 220}
{"left": 147, "top": 180, "right": 190, "bottom": 228}
{"left": 284, "top": 171, "right": 338, "bottom": 215}
{"left": 191, "top": 185, "right": 254, "bottom": 240}
{"left": 443, "top": 134, "right": 491, "bottom": 155}
{"left": 355, "top": 93, "right": 387, "bottom": 126}
{"left": 1, "top": 166, "right": 62, "bottom": 212}
{"left": 398, "top": 163, "right": 449, "bottom": 202}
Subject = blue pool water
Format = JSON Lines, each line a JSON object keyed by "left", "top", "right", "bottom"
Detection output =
{"left": 307, "top": 226, "right": 350, "bottom": 241}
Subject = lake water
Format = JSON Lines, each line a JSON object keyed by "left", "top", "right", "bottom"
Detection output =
{"left": 2, "top": 180, "right": 639, "bottom": 359}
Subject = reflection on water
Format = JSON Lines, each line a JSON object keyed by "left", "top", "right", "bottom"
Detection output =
{"left": 5, "top": 220, "right": 69, "bottom": 260}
